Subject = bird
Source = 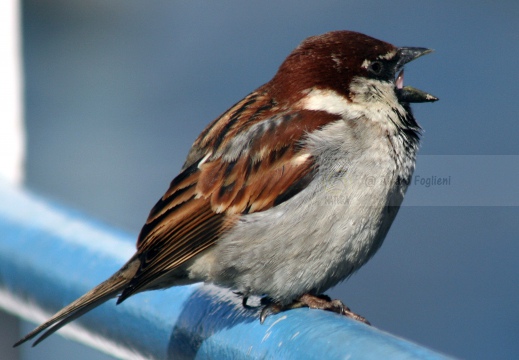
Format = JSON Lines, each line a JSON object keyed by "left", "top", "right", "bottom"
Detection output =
{"left": 15, "top": 30, "right": 437, "bottom": 347}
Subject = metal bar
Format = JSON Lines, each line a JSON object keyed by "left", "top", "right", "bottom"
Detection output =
{"left": 0, "top": 0, "right": 24, "bottom": 185}
{"left": 0, "top": 183, "right": 451, "bottom": 359}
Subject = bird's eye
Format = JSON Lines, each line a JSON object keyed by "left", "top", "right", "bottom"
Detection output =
{"left": 368, "top": 61, "right": 383, "bottom": 75}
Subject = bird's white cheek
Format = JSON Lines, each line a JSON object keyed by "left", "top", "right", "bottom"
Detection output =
{"left": 299, "top": 88, "right": 350, "bottom": 116}
{"left": 298, "top": 83, "right": 406, "bottom": 132}
{"left": 347, "top": 78, "right": 407, "bottom": 128}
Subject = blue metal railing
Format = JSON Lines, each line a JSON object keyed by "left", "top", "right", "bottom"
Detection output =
{"left": 0, "top": 182, "right": 451, "bottom": 359}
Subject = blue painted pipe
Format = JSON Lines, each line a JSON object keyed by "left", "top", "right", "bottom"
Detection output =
{"left": 0, "top": 183, "right": 451, "bottom": 359}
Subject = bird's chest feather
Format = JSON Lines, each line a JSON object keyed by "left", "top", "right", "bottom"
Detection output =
{"left": 302, "top": 118, "right": 417, "bottom": 269}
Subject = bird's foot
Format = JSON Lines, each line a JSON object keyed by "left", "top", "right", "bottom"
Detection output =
{"left": 298, "top": 293, "right": 370, "bottom": 325}
{"left": 259, "top": 298, "right": 301, "bottom": 323}
{"left": 259, "top": 294, "right": 370, "bottom": 325}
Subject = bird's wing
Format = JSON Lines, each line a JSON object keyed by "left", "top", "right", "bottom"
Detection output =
{"left": 119, "top": 92, "right": 340, "bottom": 301}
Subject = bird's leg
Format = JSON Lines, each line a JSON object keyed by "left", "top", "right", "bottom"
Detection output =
{"left": 242, "top": 295, "right": 261, "bottom": 309}
{"left": 234, "top": 291, "right": 260, "bottom": 310}
{"left": 259, "top": 294, "right": 370, "bottom": 325}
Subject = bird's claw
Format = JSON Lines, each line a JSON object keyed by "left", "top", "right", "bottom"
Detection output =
{"left": 259, "top": 301, "right": 283, "bottom": 324}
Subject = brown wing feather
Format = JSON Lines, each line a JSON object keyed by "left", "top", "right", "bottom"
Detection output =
{"left": 119, "top": 103, "right": 340, "bottom": 301}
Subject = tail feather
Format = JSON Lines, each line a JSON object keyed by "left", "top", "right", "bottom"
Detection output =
{"left": 14, "top": 257, "right": 140, "bottom": 347}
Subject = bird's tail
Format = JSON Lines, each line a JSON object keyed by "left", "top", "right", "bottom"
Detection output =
{"left": 14, "top": 256, "right": 140, "bottom": 347}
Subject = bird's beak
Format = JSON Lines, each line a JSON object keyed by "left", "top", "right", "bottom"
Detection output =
{"left": 396, "top": 47, "right": 433, "bottom": 69}
{"left": 395, "top": 47, "right": 438, "bottom": 103}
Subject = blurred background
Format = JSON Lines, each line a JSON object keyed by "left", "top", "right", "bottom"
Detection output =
{"left": 3, "top": 0, "right": 519, "bottom": 359}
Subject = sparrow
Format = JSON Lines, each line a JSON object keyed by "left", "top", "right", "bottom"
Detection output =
{"left": 15, "top": 30, "right": 437, "bottom": 347}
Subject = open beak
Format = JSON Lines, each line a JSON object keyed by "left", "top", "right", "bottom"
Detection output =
{"left": 395, "top": 47, "right": 438, "bottom": 103}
